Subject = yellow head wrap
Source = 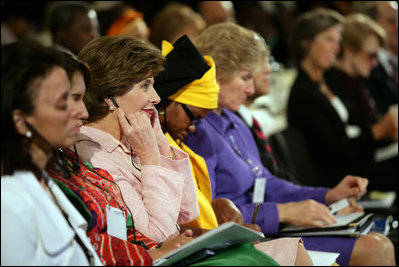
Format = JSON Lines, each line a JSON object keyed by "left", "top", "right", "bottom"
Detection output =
{"left": 161, "top": 40, "right": 220, "bottom": 109}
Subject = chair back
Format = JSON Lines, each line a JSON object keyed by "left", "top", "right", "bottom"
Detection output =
{"left": 268, "top": 127, "right": 319, "bottom": 186}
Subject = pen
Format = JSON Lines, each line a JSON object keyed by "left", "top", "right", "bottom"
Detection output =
{"left": 252, "top": 203, "right": 260, "bottom": 224}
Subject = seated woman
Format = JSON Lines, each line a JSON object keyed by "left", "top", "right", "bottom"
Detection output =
{"left": 288, "top": 8, "right": 396, "bottom": 191}
{"left": 45, "top": 50, "right": 196, "bottom": 265}
{"left": 183, "top": 22, "right": 396, "bottom": 266}
{"left": 324, "top": 13, "right": 397, "bottom": 191}
{"left": 154, "top": 35, "right": 313, "bottom": 266}
{"left": 1, "top": 41, "right": 102, "bottom": 265}
{"left": 75, "top": 35, "right": 199, "bottom": 244}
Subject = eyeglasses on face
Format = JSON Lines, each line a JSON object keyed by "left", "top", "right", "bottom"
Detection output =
{"left": 180, "top": 103, "right": 201, "bottom": 126}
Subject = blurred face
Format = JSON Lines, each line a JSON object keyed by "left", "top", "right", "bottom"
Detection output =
{"left": 218, "top": 70, "right": 255, "bottom": 112}
{"left": 305, "top": 25, "right": 341, "bottom": 71}
{"left": 350, "top": 35, "right": 380, "bottom": 78}
{"left": 200, "top": 1, "right": 236, "bottom": 26}
{"left": 62, "top": 10, "right": 99, "bottom": 55}
{"left": 181, "top": 23, "right": 203, "bottom": 41}
{"left": 377, "top": 1, "right": 398, "bottom": 54}
{"left": 123, "top": 18, "right": 150, "bottom": 40}
{"left": 253, "top": 62, "right": 272, "bottom": 97}
{"left": 26, "top": 67, "right": 77, "bottom": 147}
{"left": 113, "top": 77, "right": 161, "bottom": 125}
{"left": 170, "top": 23, "right": 203, "bottom": 45}
{"left": 63, "top": 71, "right": 89, "bottom": 146}
{"left": 163, "top": 101, "right": 211, "bottom": 140}
{"left": 9, "top": 17, "right": 34, "bottom": 39}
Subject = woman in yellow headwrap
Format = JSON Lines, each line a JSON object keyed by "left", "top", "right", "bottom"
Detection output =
{"left": 154, "top": 35, "right": 250, "bottom": 232}
{"left": 154, "top": 35, "right": 314, "bottom": 266}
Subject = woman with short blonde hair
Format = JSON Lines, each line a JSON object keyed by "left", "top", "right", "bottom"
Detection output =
{"left": 194, "top": 22, "right": 267, "bottom": 83}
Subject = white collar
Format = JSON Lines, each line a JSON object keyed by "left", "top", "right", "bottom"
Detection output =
{"left": 378, "top": 48, "right": 398, "bottom": 75}
{"left": 238, "top": 104, "right": 254, "bottom": 127}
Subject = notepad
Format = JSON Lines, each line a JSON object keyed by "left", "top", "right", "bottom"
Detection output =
{"left": 152, "top": 222, "right": 264, "bottom": 266}
{"left": 278, "top": 212, "right": 374, "bottom": 237}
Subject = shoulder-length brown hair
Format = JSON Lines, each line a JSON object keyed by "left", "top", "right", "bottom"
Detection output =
{"left": 1, "top": 41, "right": 66, "bottom": 177}
{"left": 291, "top": 8, "right": 344, "bottom": 64}
{"left": 78, "top": 36, "right": 165, "bottom": 123}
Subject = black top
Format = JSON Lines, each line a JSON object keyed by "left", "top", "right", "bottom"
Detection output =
{"left": 325, "top": 66, "right": 377, "bottom": 129}
{"left": 287, "top": 67, "right": 376, "bottom": 187}
{"left": 366, "top": 62, "right": 398, "bottom": 117}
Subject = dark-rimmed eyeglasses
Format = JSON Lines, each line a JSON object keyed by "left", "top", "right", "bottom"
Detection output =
{"left": 181, "top": 103, "right": 201, "bottom": 126}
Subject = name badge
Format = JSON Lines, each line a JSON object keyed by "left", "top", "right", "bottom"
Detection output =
{"left": 106, "top": 205, "right": 127, "bottom": 241}
{"left": 252, "top": 178, "right": 267, "bottom": 203}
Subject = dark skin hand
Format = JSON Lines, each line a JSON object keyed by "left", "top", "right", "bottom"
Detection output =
{"left": 148, "top": 229, "right": 194, "bottom": 260}
{"left": 179, "top": 198, "right": 262, "bottom": 243}
{"left": 212, "top": 198, "right": 243, "bottom": 224}
{"left": 179, "top": 224, "right": 209, "bottom": 238}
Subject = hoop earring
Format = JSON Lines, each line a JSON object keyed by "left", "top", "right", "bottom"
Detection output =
{"left": 26, "top": 131, "right": 32, "bottom": 138}
{"left": 109, "top": 106, "right": 115, "bottom": 111}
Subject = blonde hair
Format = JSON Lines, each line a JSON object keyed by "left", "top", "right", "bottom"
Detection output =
{"left": 193, "top": 22, "right": 268, "bottom": 83}
{"left": 340, "top": 13, "right": 387, "bottom": 56}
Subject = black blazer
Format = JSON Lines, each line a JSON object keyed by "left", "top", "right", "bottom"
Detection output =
{"left": 324, "top": 67, "right": 376, "bottom": 129}
{"left": 366, "top": 62, "right": 398, "bottom": 117}
{"left": 287, "top": 68, "right": 375, "bottom": 187}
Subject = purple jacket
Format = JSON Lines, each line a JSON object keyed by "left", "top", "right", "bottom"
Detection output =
{"left": 183, "top": 108, "right": 356, "bottom": 265}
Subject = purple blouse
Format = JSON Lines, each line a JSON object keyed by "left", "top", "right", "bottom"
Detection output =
{"left": 183, "top": 108, "right": 356, "bottom": 265}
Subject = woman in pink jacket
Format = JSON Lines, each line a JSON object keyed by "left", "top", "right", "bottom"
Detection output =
{"left": 76, "top": 36, "right": 199, "bottom": 243}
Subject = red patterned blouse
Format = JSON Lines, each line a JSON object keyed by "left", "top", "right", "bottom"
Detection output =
{"left": 47, "top": 149, "right": 158, "bottom": 266}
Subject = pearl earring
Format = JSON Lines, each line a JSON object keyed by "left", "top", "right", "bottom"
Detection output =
{"left": 26, "top": 131, "right": 32, "bottom": 138}
{"left": 109, "top": 106, "right": 115, "bottom": 111}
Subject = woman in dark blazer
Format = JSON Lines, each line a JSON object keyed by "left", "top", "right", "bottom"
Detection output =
{"left": 287, "top": 8, "right": 396, "bottom": 190}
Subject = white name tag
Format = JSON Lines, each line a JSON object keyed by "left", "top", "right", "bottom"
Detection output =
{"left": 106, "top": 205, "right": 127, "bottom": 241}
{"left": 252, "top": 178, "right": 267, "bottom": 203}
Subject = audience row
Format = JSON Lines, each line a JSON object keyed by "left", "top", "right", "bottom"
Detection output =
{"left": 1, "top": 2, "right": 397, "bottom": 266}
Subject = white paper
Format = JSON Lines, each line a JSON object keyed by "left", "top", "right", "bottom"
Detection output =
{"left": 106, "top": 205, "right": 127, "bottom": 241}
{"left": 307, "top": 250, "right": 340, "bottom": 266}
{"left": 252, "top": 178, "right": 267, "bottom": 203}
{"left": 328, "top": 198, "right": 349, "bottom": 214}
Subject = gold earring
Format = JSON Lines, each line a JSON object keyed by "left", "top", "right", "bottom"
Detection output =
{"left": 159, "top": 109, "right": 165, "bottom": 115}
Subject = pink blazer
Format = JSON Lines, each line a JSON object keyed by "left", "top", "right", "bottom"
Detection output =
{"left": 76, "top": 126, "right": 199, "bottom": 243}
